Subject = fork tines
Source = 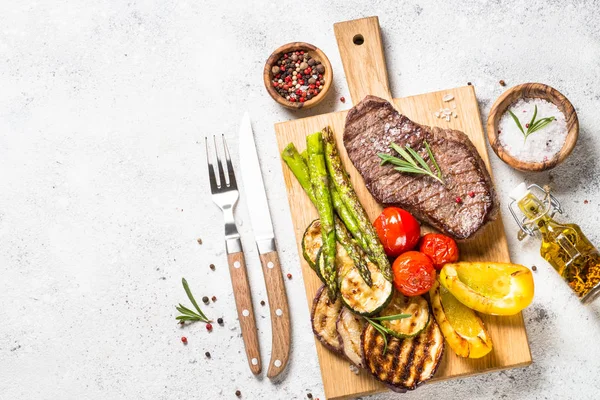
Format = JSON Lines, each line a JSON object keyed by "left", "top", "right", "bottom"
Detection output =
{"left": 205, "top": 135, "right": 237, "bottom": 192}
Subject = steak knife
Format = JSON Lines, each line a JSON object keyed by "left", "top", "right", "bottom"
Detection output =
{"left": 239, "top": 112, "right": 291, "bottom": 378}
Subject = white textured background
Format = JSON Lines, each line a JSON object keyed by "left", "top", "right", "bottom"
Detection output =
{"left": 1, "top": 1, "right": 600, "bottom": 399}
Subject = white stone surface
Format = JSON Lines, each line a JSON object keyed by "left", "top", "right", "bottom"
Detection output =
{"left": 1, "top": 1, "right": 600, "bottom": 399}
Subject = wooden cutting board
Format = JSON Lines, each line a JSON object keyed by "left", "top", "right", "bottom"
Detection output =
{"left": 274, "top": 17, "right": 531, "bottom": 400}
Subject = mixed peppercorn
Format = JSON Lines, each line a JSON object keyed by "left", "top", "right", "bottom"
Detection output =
{"left": 271, "top": 50, "right": 326, "bottom": 103}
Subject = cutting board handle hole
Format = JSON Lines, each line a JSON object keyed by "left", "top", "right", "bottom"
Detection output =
{"left": 352, "top": 34, "right": 364, "bottom": 45}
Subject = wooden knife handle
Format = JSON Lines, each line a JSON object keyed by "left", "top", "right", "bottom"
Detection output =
{"left": 259, "top": 251, "right": 291, "bottom": 378}
{"left": 227, "top": 251, "right": 262, "bottom": 375}
{"left": 334, "top": 16, "right": 393, "bottom": 105}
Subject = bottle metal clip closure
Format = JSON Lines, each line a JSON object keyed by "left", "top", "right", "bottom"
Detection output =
{"left": 508, "top": 184, "right": 563, "bottom": 240}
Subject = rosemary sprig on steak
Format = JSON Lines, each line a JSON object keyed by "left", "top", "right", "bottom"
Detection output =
{"left": 378, "top": 140, "right": 444, "bottom": 184}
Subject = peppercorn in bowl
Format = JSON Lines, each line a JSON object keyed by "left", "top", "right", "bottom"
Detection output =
{"left": 264, "top": 42, "right": 333, "bottom": 110}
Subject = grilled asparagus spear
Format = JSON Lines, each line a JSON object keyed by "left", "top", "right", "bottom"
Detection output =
{"left": 322, "top": 126, "right": 393, "bottom": 282}
{"left": 282, "top": 142, "right": 372, "bottom": 286}
{"left": 307, "top": 132, "right": 337, "bottom": 296}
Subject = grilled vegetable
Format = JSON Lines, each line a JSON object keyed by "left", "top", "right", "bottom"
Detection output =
{"left": 392, "top": 251, "right": 436, "bottom": 296}
{"left": 379, "top": 291, "right": 429, "bottom": 338}
{"left": 439, "top": 262, "right": 534, "bottom": 315}
{"left": 283, "top": 143, "right": 371, "bottom": 285}
{"left": 419, "top": 233, "right": 459, "bottom": 270}
{"left": 282, "top": 142, "right": 316, "bottom": 204}
{"left": 430, "top": 279, "right": 493, "bottom": 358}
{"left": 311, "top": 285, "right": 343, "bottom": 353}
{"left": 374, "top": 207, "right": 420, "bottom": 257}
{"left": 307, "top": 131, "right": 337, "bottom": 297}
{"left": 322, "top": 126, "right": 392, "bottom": 282}
{"left": 362, "top": 317, "right": 444, "bottom": 390}
{"left": 302, "top": 219, "right": 323, "bottom": 272}
{"left": 339, "top": 249, "right": 393, "bottom": 316}
{"left": 331, "top": 183, "right": 370, "bottom": 255}
{"left": 336, "top": 307, "right": 365, "bottom": 368}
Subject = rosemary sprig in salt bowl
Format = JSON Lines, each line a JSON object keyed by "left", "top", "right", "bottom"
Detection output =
{"left": 378, "top": 140, "right": 444, "bottom": 184}
{"left": 508, "top": 105, "right": 556, "bottom": 142}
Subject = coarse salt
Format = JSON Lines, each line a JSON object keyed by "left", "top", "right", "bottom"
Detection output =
{"left": 497, "top": 98, "right": 567, "bottom": 163}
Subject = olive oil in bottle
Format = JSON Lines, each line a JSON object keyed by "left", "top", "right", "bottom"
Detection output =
{"left": 509, "top": 183, "right": 600, "bottom": 303}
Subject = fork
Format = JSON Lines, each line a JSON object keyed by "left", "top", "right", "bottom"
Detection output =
{"left": 205, "top": 135, "right": 261, "bottom": 375}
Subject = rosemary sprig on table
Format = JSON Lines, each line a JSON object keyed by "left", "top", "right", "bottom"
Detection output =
{"left": 378, "top": 140, "right": 444, "bottom": 184}
{"left": 176, "top": 278, "right": 212, "bottom": 323}
{"left": 364, "top": 313, "right": 411, "bottom": 355}
{"left": 508, "top": 105, "right": 556, "bottom": 142}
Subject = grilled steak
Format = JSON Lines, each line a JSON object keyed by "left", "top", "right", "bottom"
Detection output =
{"left": 344, "top": 96, "right": 498, "bottom": 240}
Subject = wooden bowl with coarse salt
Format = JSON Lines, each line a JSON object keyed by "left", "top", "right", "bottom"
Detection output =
{"left": 487, "top": 83, "right": 579, "bottom": 172}
{"left": 263, "top": 42, "right": 333, "bottom": 110}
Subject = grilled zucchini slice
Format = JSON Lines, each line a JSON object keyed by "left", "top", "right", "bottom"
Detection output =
{"left": 311, "top": 285, "right": 343, "bottom": 353}
{"left": 306, "top": 221, "right": 392, "bottom": 315}
{"left": 362, "top": 318, "right": 444, "bottom": 390}
{"left": 302, "top": 219, "right": 322, "bottom": 272}
{"left": 379, "top": 291, "right": 430, "bottom": 338}
{"left": 338, "top": 246, "right": 393, "bottom": 316}
{"left": 336, "top": 307, "right": 365, "bottom": 367}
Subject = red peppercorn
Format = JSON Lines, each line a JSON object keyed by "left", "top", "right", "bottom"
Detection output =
{"left": 340, "top": 96, "right": 346, "bottom": 103}
{"left": 304, "top": 68, "right": 311, "bottom": 75}
{"left": 284, "top": 54, "right": 288, "bottom": 59}
{"left": 299, "top": 98, "right": 305, "bottom": 103}
{"left": 289, "top": 98, "right": 296, "bottom": 102}
{"left": 300, "top": 50, "right": 304, "bottom": 55}
{"left": 318, "top": 74, "right": 323, "bottom": 79}
{"left": 309, "top": 84, "right": 315, "bottom": 89}
{"left": 287, "top": 273, "right": 292, "bottom": 279}
{"left": 181, "top": 336, "right": 187, "bottom": 344}
{"left": 315, "top": 81, "right": 320, "bottom": 86}
{"left": 273, "top": 82, "right": 278, "bottom": 87}
{"left": 525, "top": 123, "right": 529, "bottom": 128}
{"left": 455, "top": 197, "right": 462, "bottom": 203}
{"left": 299, "top": 80, "right": 305, "bottom": 85}
{"left": 206, "top": 323, "right": 213, "bottom": 331}
{"left": 468, "top": 191, "right": 475, "bottom": 198}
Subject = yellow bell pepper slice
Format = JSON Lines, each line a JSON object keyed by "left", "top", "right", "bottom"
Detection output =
{"left": 430, "top": 279, "right": 493, "bottom": 358}
{"left": 439, "top": 262, "right": 534, "bottom": 315}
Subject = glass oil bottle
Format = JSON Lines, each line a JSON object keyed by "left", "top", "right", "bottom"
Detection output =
{"left": 509, "top": 183, "right": 600, "bottom": 304}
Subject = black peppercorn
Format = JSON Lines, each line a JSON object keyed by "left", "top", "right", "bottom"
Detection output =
{"left": 202, "top": 296, "right": 209, "bottom": 305}
{"left": 205, "top": 351, "right": 211, "bottom": 358}
{"left": 217, "top": 317, "right": 223, "bottom": 325}
{"left": 209, "top": 264, "right": 215, "bottom": 271}
{"left": 235, "top": 390, "right": 241, "bottom": 397}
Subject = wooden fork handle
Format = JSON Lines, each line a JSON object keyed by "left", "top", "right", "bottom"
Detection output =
{"left": 259, "top": 250, "right": 291, "bottom": 378}
{"left": 227, "top": 251, "right": 262, "bottom": 375}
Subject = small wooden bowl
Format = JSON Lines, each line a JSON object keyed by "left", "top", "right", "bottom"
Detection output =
{"left": 487, "top": 83, "right": 579, "bottom": 172}
{"left": 263, "top": 42, "right": 333, "bottom": 110}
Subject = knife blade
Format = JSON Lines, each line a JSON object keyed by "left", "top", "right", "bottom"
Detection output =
{"left": 238, "top": 112, "right": 290, "bottom": 378}
{"left": 239, "top": 112, "right": 276, "bottom": 251}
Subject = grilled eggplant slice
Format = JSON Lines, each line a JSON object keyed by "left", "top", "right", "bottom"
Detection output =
{"left": 336, "top": 307, "right": 365, "bottom": 367}
{"left": 311, "top": 285, "right": 343, "bottom": 353}
{"left": 362, "top": 318, "right": 444, "bottom": 390}
{"left": 302, "top": 219, "right": 323, "bottom": 272}
{"left": 339, "top": 248, "right": 393, "bottom": 316}
{"left": 379, "top": 291, "right": 430, "bottom": 338}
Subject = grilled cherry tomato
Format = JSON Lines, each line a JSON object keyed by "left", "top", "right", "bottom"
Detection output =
{"left": 419, "top": 233, "right": 459, "bottom": 271}
{"left": 373, "top": 207, "right": 420, "bottom": 257}
{"left": 392, "top": 251, "right": 436, "bottom": 296}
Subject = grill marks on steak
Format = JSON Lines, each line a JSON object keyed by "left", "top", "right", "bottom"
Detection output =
{"left": 344, "top": 96, "right": 497, "bottom": 240}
